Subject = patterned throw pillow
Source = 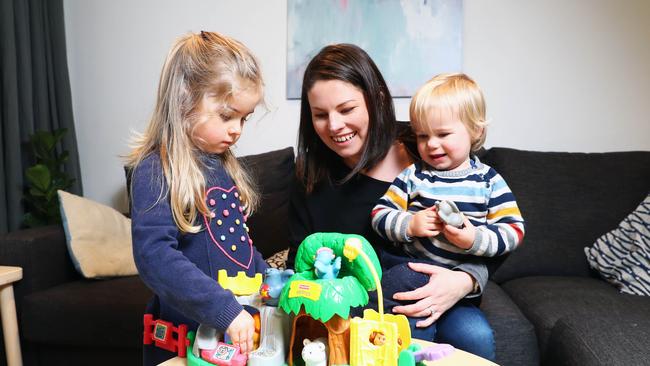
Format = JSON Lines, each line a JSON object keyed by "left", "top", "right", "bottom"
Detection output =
{"left": 265, "top": 248, "right": 288, "bottom": 270}
{"left": 584, "top": 193, "right": 650, "bottom": 296}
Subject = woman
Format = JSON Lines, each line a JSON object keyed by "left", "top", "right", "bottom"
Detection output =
{"left": 287, "top": 44, "right": 495, "bottom": 360}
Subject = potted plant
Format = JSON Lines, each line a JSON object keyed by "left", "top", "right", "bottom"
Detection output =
{"left": 22, "top": 128, "right": 75, "bottom": 227}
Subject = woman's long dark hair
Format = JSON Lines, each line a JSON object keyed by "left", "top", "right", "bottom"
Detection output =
{"left": 296, "top": 44, "right": 396, "bottom": 193}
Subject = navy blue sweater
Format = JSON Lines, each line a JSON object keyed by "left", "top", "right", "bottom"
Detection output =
{"left": 131, "top": 154, "right": 268, "bottom": 332}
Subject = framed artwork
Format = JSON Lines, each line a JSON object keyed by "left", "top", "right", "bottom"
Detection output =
{"left": 287, "top": 0, "right": 463, "bottom": 99}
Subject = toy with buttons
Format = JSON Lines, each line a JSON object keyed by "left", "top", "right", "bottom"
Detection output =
{"left": 204, "top": 186, "right": 254, "bottom": 270}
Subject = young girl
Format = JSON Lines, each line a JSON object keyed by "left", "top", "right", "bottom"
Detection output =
{"left": 371, "top": 73, "right": 525, "bottom": 360}
{"left": 126, "top": 31, "right": 267, "bottom": 365}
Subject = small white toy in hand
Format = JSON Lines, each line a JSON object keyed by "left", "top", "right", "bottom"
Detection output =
{"left": 436, "top": 200, "right": 464, "bottom": 228}
{"left": 302, "top": 337, "right": 328, "bottom": 366}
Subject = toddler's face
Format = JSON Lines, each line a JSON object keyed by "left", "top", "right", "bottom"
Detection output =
{"left": 192, "top": 88, "right": 260, "bottom": 154}
{"left": 414, "top": 107, "right": 473, "bottom": 171}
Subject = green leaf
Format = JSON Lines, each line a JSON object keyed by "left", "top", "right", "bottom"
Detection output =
{"left": 26, "top": 165, "right": 51, "bottom": 191}
{"left": 53, "top": 128, "right": 68, "bottom": 142}
{"left": 29, "top": 187, "right": 46, "bottom": 197}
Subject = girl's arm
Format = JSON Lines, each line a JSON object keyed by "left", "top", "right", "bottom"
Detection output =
{"left": 131, "top": 156, "right": 243, "bottom": 331}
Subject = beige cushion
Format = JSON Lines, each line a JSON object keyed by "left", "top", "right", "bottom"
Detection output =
{"left": 58, "top": 190, "right": 137, "bottom": 278}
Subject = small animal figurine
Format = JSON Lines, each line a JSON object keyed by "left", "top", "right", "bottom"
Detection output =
{"left": 435, "top": 200, "right": 465, "bottom": 228}
{"left": 314, "top": 247, "right": 341, "bottom": 280}
{"left": 259, "top": 268, "right": 294, "bottom": 306}
{"left": 302, "top": 337, "right": 328, "bottom": 366}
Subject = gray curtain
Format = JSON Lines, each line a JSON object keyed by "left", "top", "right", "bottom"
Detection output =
{"left": 0, "top": 0, "right": 82, "bottom": 234}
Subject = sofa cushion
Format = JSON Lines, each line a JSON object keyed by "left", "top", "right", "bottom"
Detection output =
{"left": 20, "top": 276, "right": 152, "bottom": 348}
{"left": 501, "top": 276, "right": 650, "bottom": 357}
{"left": 481, "top": 281, "right": 539, "bottom": 366}
{"left": 585, "top": 193, "right": 650, "bottom": 296}
{"left": 481, "top": 148, "right": 650, "bottom": 283}
{"left": 58, "top": 190, "right": 138, "bottom": 278}
{"left": 240, "top": 147, "right": 295, "bottom": 258}
{"left": 545, "top": 311, "right": 650, "bottom": 366}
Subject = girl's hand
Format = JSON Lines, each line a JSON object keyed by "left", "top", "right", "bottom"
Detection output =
{"left": 407, "top": 207, "right": 443, "bottom": 238}
{"left": 391, "top": 262, "right": 474, "bottom": 328}
{"left": 442, "top": 215, "right": 476, "bottom": 250}
{"left": 226, "top": 310, "right": 254, "bottom": 354}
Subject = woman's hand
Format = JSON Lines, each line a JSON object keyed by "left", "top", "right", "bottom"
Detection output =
{"left": 391, "top": 262, "right": 474, "bottom": 328}
{"left": 226, "top": 310, "right": 254, "bottom": 354}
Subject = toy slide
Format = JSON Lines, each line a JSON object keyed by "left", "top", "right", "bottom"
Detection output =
{"left": 247, "top": 305, "right": 292, "bottom": 366}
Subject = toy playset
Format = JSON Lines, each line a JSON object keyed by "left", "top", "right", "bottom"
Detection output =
{"left": 143, "top": 233, "right": 456, "bottom": 365}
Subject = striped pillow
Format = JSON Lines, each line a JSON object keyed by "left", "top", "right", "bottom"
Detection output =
{"left": 584, "top": 193, "right": 650, "bottom": 296}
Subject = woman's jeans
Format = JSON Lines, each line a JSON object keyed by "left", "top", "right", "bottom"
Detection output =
{"left": 371, "top": 253, "right": 496, "bottom": 361}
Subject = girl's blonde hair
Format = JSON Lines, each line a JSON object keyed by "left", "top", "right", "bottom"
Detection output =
{"left": 125, "top": 31, "right": 263, "bottom": 233}
{"left": 410, "top": 73, "right": 487, "bottom": 152}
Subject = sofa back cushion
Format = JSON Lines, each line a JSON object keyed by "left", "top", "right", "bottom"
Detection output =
{"left": 481, "top": 147, "right": 650, "bottom": 283}
{"left": 240, "top": 147, "right": 295, "bottom": 258}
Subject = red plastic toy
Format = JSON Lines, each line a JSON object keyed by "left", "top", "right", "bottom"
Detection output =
{"left": 143, "top": 314, "right": 189, "bottom": 357}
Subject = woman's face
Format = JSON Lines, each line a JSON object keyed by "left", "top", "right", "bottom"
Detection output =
{"left": 307, "top": 79, "right": 370, "bottom": 167}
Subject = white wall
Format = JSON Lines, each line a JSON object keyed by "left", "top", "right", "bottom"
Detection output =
{"left": 64, "top": 0, "right": 650, "bottom": 211}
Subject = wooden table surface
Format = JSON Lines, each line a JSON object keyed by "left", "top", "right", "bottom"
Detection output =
{"left": 158, "top": 338, "right": 498, "bottom": 366}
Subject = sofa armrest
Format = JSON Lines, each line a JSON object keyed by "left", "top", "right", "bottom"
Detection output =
{"left": 0, "top": 225, "right": 81, "bottom": 306}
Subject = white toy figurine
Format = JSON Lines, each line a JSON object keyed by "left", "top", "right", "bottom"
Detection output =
{"left": 301, "top": 337, "right": 328, "bottom": 366}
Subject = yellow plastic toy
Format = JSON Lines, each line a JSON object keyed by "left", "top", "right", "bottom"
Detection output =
{"left": 345, "top": 237, "right": 411, "bottom": 366}
{"left": 217, "top": 269, "right": 263, "bottom": 296}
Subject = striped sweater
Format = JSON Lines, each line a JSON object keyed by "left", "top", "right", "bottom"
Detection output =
{"left": 371, "top": 157, "right": 525, "bottom": 267}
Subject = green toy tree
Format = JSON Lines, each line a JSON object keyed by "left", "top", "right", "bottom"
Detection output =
{"left": 279, "top": 232, "right": 382, "bottom": 322}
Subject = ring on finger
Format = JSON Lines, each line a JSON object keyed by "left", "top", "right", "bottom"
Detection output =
{"left": 428, "top": 306, "right": 436, "bottom": 316}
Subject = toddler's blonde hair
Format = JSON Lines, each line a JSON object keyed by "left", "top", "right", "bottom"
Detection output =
{"left": 410, "top": 73, "right": 487, "bottom": 152}
{"left": 125, "top": 31, "right": 263, "bottom": 233}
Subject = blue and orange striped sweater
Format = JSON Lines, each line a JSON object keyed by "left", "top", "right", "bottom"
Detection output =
{"left": 371, "top": 157, "right": 525, "bottom": 267}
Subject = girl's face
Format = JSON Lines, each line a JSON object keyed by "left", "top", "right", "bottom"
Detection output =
{"left": 307, "top": 80, "right": 370, "bottom": 167}
{"left": 414, "top": 107, "right": 475, "bottom": 171}
{"left": 193, "top": 88, "right": 260, "bottom": 154}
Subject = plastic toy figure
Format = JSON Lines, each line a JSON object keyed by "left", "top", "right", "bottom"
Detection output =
{"left": 397, "top": 342, "right": 455, "bottom": 365}
{"left": 313, "top": 247, "right": 341, "bottom": 280}
{"left": 370, "top": 330, "right": 387, "bottom": 346}
{"left": 301, "top": 338, "right": 328, "bottom": 366}
{"left": 259, "top": 268, "right": 294, "bottom": 306}
{"left": 435, "top": 200, "right": 464, "bottom": 228}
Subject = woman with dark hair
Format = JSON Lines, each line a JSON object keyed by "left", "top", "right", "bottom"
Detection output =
{"left": 287, "top": 43, "right": 495, "bottom": 360}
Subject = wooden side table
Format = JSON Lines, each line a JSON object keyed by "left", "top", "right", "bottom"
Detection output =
{"left": 0, "top": 266, "right": 23, "bottom": 366}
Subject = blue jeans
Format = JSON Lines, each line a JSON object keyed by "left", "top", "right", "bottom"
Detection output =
{"left": 374, "top": 257, "right": 496, "bottom": 361}
{"left": 407, "top": 301, "right": 495, "bottom": 361}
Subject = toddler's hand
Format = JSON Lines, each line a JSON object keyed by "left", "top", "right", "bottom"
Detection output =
{"left": 407, "top": 207, "right": 443, "bottom": 239}
{"left": 442, "top": 215, "right": 476, "bottom": 250}
{"left": 226, "top": 310, "right": 254, "bottom": 354}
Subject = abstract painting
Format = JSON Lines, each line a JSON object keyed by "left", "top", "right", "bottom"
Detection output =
{"left": 287, "top": 0, "right": 463, "bottom": 98}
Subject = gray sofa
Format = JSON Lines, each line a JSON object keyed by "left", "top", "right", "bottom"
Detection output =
{"left": 1, "top": 146, "right": 649, "bottom": 366}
